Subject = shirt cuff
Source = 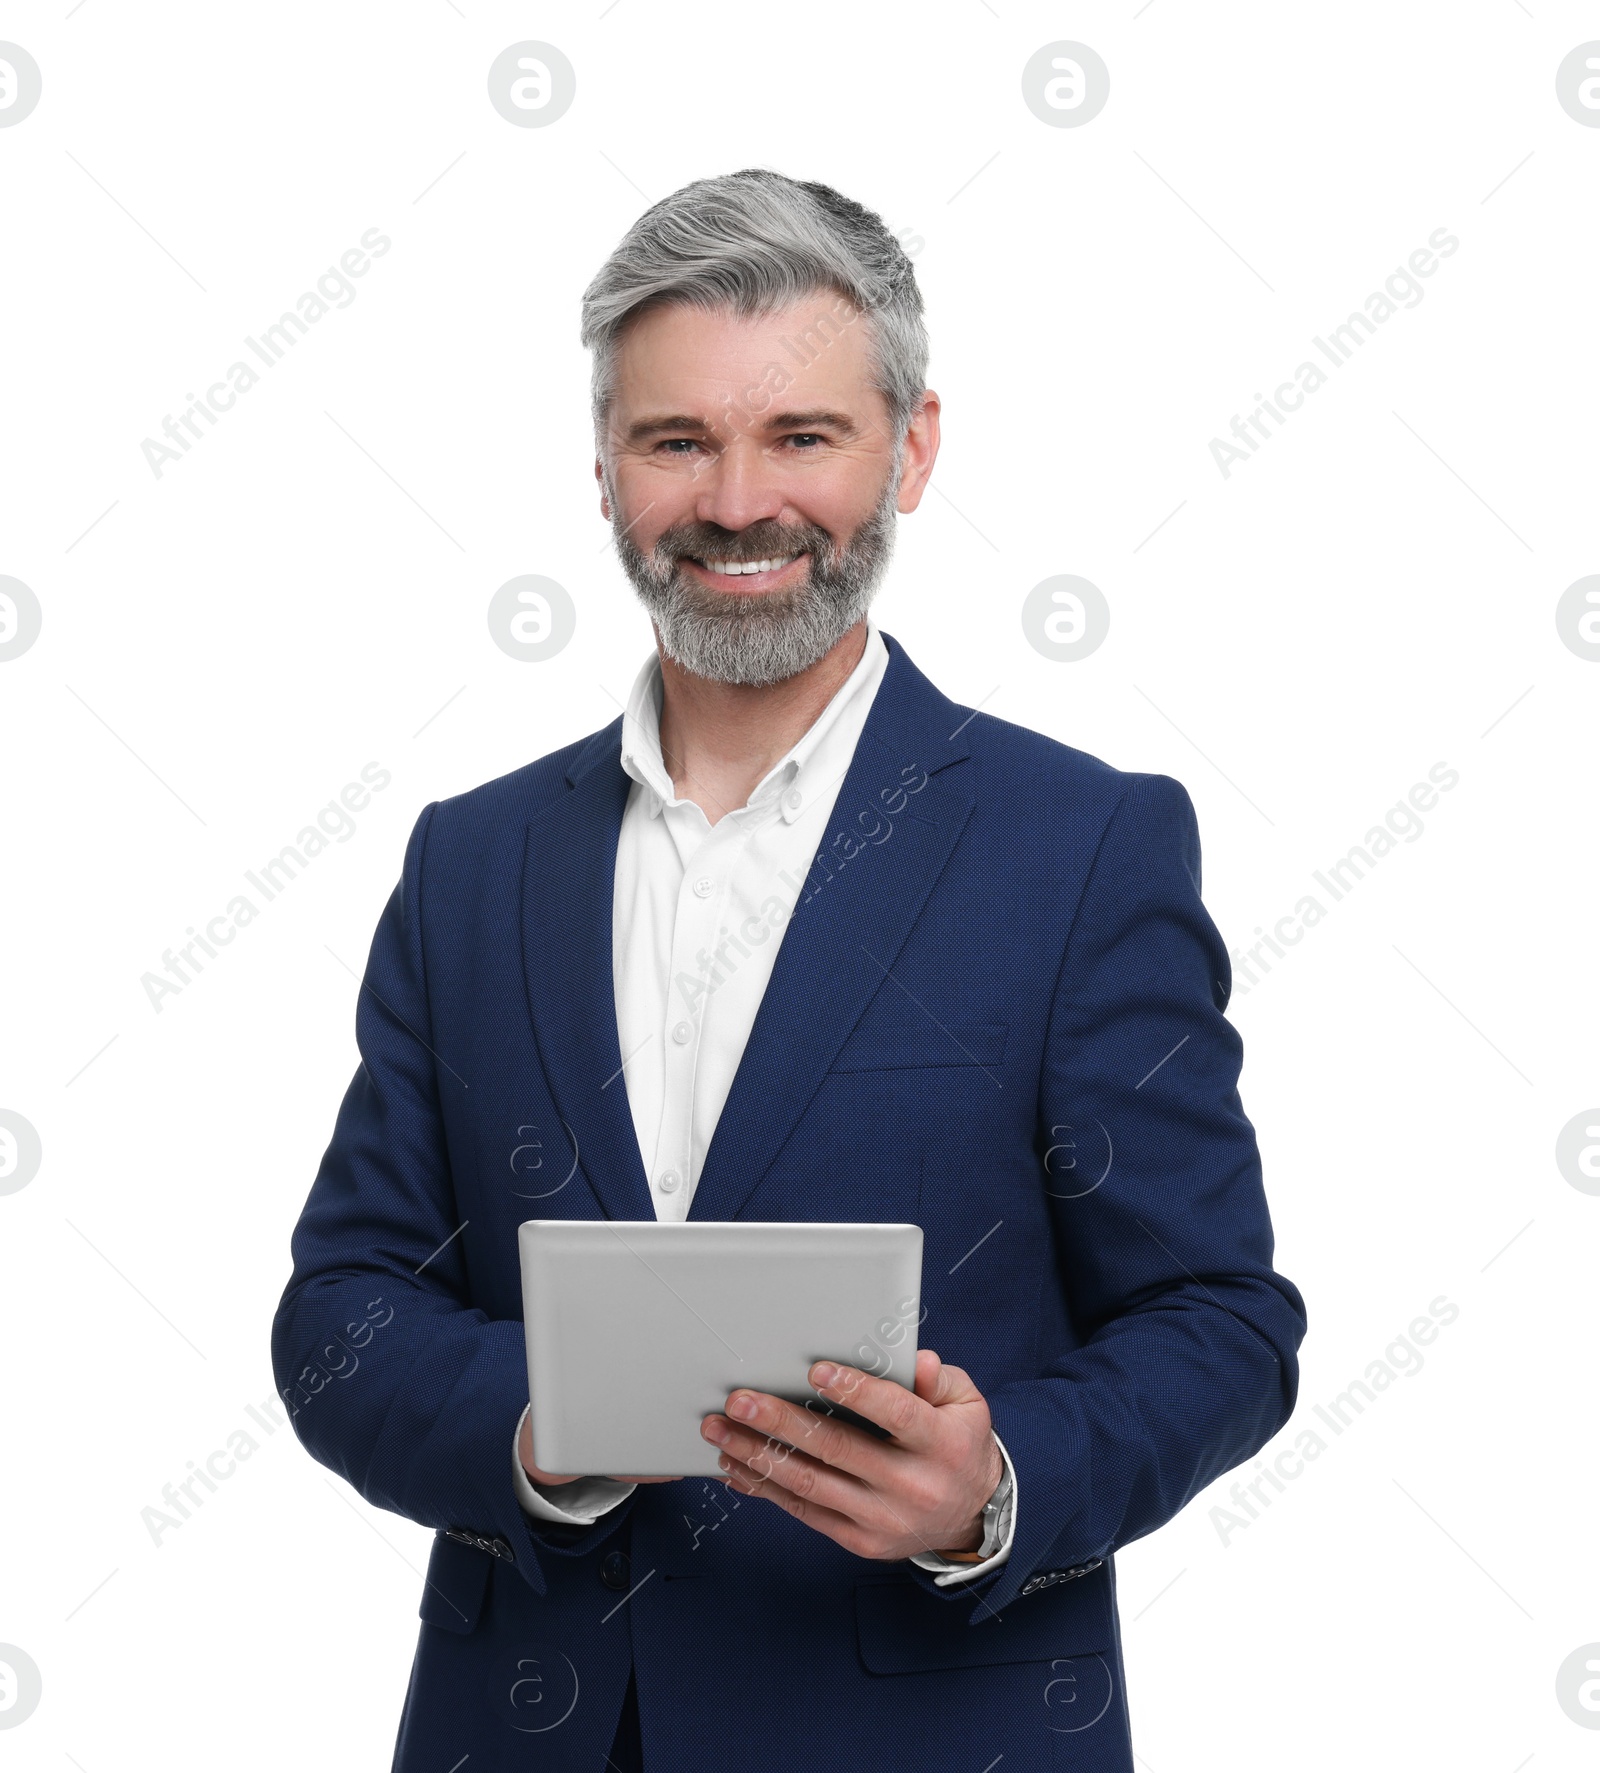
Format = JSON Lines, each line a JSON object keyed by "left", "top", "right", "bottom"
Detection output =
{"left": 908, "top": 1428, "right": 1017, "bottom": 1586}
{"left": 511, "top": 1403, "right": 638, "bottom": 1524}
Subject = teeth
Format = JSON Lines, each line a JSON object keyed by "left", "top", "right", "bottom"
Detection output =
{"left": 698, "top": 554, "right": 800, "bottom": 576}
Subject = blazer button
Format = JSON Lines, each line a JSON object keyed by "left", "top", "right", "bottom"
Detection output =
{"left": 600, "top": 1550, "right": 631, "bottom": 1591}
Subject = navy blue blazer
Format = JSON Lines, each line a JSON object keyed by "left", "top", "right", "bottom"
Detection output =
{"left": 271, "top": 631, "right": 1305, "bottom": 1771}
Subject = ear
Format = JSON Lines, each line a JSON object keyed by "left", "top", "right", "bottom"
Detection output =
{"left": 895, "top": 390, "right": 942, "bottom": 515}
{"left": 595, "top": 457, "right": 610, "bottom": 521}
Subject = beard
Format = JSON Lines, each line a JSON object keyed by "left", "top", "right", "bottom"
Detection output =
{"left": 607, "top": 460, "right": 901, "bottom": 687}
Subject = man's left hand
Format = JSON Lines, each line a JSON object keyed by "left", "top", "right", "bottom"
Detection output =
{"left": 700, "top": 1348, "right": 1005, "bottom": 1562}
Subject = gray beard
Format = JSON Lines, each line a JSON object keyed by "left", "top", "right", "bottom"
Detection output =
{"left": 607, "top": 462, "right": 900, "bottom": 687}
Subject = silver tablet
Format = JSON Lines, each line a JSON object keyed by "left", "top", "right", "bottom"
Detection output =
{"left": 518, "top": 1220, "right": 923, "bottom": 1479}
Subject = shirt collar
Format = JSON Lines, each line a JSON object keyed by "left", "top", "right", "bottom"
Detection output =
{"left": 618, "top": 617, "right": 889, "bottom": 824}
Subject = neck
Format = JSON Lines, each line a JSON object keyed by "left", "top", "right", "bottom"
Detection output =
{"left": 655, "top": 620, "right": 869, "bottom": 825}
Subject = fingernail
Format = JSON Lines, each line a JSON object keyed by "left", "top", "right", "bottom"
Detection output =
{"left": 729, "top": 1394, "right": 757, "bottom": 1420}
{"left": 811, "top": 1362, "right": 838, "bottom": 1389}
{"left": 702, "top": 1418, "right": 729, "bottom": 1444}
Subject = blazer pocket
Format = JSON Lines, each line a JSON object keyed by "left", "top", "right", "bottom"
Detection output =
{"left": 418, "top": 1531, "right": 493, "bottom": 1635}
{"left": 854, "top": 1566, "right": 1112, "bottom": 1673}
{"left": 829, "top": 1020, "right": 1008, "bottom": 1073}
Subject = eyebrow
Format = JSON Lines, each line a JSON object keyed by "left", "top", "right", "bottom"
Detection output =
{"left": 622, "top": 407, "right": 861, "bottom": 445}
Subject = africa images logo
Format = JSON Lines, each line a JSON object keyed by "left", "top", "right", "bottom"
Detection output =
{"left": 1209, "top": 228, "right": 1460, "bottom": 479}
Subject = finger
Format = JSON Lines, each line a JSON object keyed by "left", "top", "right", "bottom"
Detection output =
{"left": 703, "top": 1396, "right": 890, "bottom": 1486}
{"left": 716, "top": 1425, "right": 936, "bottom": 1553}
{"left": 708, "top": 1389, "right": 901, "bottom": 1484}
{"left": 803, "top": 1361, "right": 939, "bottom": 1451}
{"left": 919, "top": 1357, "right": 987, "bottom": 1409}
{"left": 721, "top": 1434, "right": 874, "bottom": 1517}
{"left": 706, "top": 1408, "right": 898, "bottom": 1503}
{"left": 718, "top": 1445, "right": 939, "bottom": 1561}
{"left": 716, "top": 1449, "right": 873, "bottom": 1549}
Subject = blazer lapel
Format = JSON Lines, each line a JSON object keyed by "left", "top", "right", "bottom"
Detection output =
{"left": 686, "top": 633, "right": 975, "bottom": 1225}
{"left": 519, "top": 722, "right": 656, "bottom": 1224}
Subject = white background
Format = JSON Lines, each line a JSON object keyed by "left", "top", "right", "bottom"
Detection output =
{"left": 2, "top": 2, "right": 1596, "bottom": 1766}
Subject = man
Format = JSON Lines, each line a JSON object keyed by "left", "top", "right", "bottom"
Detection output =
{"left": 272, "top": 167, "right": 1306, "bottom": 1772}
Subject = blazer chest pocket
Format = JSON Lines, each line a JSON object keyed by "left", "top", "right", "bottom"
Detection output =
{"left": 829, "top": 1020, "right": 1008, "bottom": 1073}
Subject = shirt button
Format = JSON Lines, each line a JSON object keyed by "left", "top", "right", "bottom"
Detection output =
{"left": 658, "top": 1170, "right": 680, "bottom": 1194}
{"left": 783, "top": 789, "right": 802, "bottom": 811}
{"left": 693, "top": 877, "right": 715, "bottom": 898}
{"left": 671, "top": 1021, "right": 692, "bottom": 1045}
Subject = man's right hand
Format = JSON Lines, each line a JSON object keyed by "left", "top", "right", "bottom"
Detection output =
{"left": 517, "top": 1409, "right": 680, "bottom": 1485}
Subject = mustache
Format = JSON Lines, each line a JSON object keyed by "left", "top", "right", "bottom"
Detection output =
{"left": 653, "top": 525, "right": 831, "bottom": 565}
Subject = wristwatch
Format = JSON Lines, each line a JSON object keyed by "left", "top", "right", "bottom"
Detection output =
{"left": 931, "top": 1458, "right": 1014, "bottom": 1564}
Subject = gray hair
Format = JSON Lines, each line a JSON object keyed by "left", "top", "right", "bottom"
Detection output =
{"left": 579, "top": 167, "right": 928, "bottom": 468}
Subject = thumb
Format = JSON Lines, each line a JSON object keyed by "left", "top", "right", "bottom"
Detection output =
{"left": 924, "top": 1357, "right": 984, "bottom": 1409}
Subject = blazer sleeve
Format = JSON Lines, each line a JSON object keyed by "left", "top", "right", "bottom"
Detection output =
{"left": 912, "top": 772, "right": 1307, "bottom": 1619}
{"left": 269, "top": 801, "right": 636, "bottom": 1597}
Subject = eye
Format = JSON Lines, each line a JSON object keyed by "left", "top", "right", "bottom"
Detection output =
{"left": 657, "top": 438, "right": 703, "bottom": 456}
{"left": 786, "top": 433, "right": 825, "bottom": 450}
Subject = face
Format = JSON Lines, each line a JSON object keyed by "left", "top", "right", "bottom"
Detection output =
{"left": 598, "top": 293, "right": 938, "bottom": 686}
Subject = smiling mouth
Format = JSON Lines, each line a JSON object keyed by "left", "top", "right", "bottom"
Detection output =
{"left": 681, "top": 552, "right": 808, "bottom": 589}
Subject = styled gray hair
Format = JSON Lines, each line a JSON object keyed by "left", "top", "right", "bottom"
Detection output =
{"left": 579, "top": 167, "right": 928, "bottom": 467}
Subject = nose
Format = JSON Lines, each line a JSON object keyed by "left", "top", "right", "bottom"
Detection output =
{"left": 691, "top": 436, "right": 791, "bottom": 538}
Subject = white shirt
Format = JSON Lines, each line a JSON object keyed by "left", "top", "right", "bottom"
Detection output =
{"left": 511, "top": 619, "right": 1015, "bottom": 1584}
